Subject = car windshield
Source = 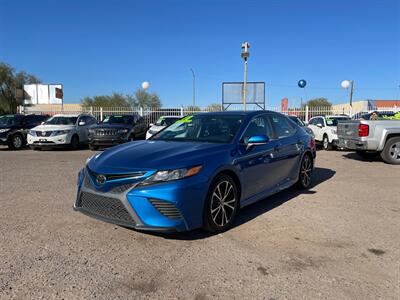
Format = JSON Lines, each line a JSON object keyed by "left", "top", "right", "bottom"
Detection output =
{"left": 289, "top": 116, "right": 305, "bottom": 127}
{"left": 0, "top": 115, "right": 17, "bottom": 125}
{"left": 155, "top": 117, "right": 180, "bottom": 126}
{"left": 152, "top": 114, "right": 244, "bottom": 143}
{"left": 45, "top": 116, "right": 77, "bottom": 125}
{"left": 325, "top": 117, "right": 350, "bottom": 126}
{"left": 102, "top": 115, "right": 133, "bottom": 124}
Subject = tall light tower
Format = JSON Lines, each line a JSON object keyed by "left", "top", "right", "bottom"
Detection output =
{"left": 241, "top": 42, "right": 250, "bottom": 111}
{"left": 341, "top": 80, "right": 354, "bottom": 116}
{"left": 190, "top": 68, "right": 196, "bottom": 107}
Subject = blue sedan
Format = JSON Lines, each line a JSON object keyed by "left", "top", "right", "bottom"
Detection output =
{"left": 74, "top": 111, "right": 316, "bottom": 233}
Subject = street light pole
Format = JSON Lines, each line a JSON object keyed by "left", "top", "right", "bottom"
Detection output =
{"left": 241, "top": 42, "right": 250, "bottom": 111}
{"left": 341, "top": 80, "right": 354, "bottom": 116}
{"left": 190, "top": 68, "right": 195, "bottom": 107}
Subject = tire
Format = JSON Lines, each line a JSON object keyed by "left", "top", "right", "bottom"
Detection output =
{"left": 89, "top": 144, "right": 99, "bottom": 151}
{"left": 297, "top": 153, "right": 313, "bottom": 189}
{"left": 203, "top": 174, "right": 239, "bottom": 233}
{"left": 380, "top": 137, "right": 400, "bottom": 165}
{"left": 322, "top": 135, "right": 332, "bottom": 150}
{"left": 356, "top": 150, "right": 379, "bottom": 159}
{"left": 8, "top": 134, "right": 24, "bottom": 150}
{"left": 70, "top": 135, "right": 79, "bottom": 150}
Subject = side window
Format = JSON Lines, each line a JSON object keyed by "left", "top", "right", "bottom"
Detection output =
{"left": 242, "top": 115, "right": 274, "bottom": 143}
{"left": 309, "top": 118, "right": 316, "bottom": 126}
{"left": 270, "top": 114, "right": 297, "bottom": 138}
{"left": 318, "top": 118, "right": 325, "bottom": 126}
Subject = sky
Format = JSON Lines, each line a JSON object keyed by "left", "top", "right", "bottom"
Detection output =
{"left": 1, "top": 0, "right": 399, "bottom": 107}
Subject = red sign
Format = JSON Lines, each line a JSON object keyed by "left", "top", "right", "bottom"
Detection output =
{"left": 281, "top": 98, "right": 288, "bottom": 112}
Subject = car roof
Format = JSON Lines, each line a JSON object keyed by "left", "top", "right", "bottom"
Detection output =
{"left": 52, "top": 114, "right": 80, "bottom": 117}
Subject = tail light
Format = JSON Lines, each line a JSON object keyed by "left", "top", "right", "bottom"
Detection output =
{"left": 358, "top": 124, "right": 369, "bottom": 137}
{"left": 310, "top": 137, "right": 316, "bottom": 149}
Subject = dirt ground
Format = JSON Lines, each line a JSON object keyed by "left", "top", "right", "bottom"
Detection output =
{"left": 0, "top": 147, "right": 399, "bottom": 299}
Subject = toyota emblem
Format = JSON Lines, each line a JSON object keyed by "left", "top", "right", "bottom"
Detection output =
{"left": 96, "top": 174, "right": 107, "bottom": 185}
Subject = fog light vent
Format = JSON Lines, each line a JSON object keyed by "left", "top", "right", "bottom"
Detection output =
{"left": 149, "top": 199, "right": 182, "bottom": 219}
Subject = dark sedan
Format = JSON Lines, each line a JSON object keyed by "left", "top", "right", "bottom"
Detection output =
{"left": 88, "top": 115, "right": 147, "bottom": 150}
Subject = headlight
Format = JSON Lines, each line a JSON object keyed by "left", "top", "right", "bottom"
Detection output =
{"left": 52, "top": 130, "right": 71, "bottom": 136}
{"left": 140, "top": 165, "right": 202, "bottom": 186}
{"left": 0, "top": 129, "right": 10, "bottom": 133}
{"left": 118, "top": 129, "right": 129, "bottom": 134}
{"left": 88, "top": 129, "right": 95, "bottom": 134}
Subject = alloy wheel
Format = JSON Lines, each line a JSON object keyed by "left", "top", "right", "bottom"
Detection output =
{"left": 13, "top": 135, "right": 23, "bottom": 149}
{"left": 389, "top": 142, "right": 400, "bottom": 161}
{"left": 300, "top": 155, "right": 312, "bottom": 187}
{"left": 210, "top": 180, "right": 236, "bottom": 227}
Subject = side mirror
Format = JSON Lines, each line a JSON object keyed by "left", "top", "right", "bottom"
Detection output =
{"left": 316, "top": 123, "right": 323, "bottom": 128}
{"left": 246, "top": 135, "right": 269, "bottom": 150}
{"left": 149, "top": 123, "right": 154, "bottom": 127}
{"left": 79, "top": 121, "right": 86, "bottom": 126}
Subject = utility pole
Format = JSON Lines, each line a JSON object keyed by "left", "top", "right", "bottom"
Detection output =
{"left": 241, "top": 42, "right": 250, "bottom": 111}
{"left": 190, "top": 68, "right": 195, "bottom": 107}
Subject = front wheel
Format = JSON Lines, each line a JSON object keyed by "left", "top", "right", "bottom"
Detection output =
{"left": 8, "top": 134, "right": 24, "bottom": 150}
{"left": 322, "top": 135, "right": 332, "bottom": 150}
{"left": 70, "top": 135, "right": 79, "bottom": 150}
{"left": 380, "top": 137, "right": 400, "bottom": 165}
{"left": 203, "top": 174, "right": 239, "bottom": 233}
{"left": 297, "top": 154, "right": 313, "bottom": 189}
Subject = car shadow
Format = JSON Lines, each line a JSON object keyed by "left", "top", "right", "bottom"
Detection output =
{"left": 144, "top": 167, "right": 336, "bottom": 240}
{"left": 342, "top": 152, "right": 383, "bottom": 163}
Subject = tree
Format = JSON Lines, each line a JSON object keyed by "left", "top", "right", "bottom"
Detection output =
{"left": 305, "top": 98, "right": 332, "bottom": 108}
{"left": 184, "top": 105, "right": 201, "bottom": 114}
{"left": 81, "top": 92, "right": 131, "bottom": 107}
{"left": 129, "top": 89, "right": 162, "bottom": 109}
{"left": 0, "top": 62, "right": 41, "bottom": 114}
{"left": 206, "top": 103, "right": 222, "bottom": 112}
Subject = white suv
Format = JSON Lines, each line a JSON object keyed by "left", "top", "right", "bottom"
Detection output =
{"left": 308, "top": 115, "right": 350, "bottom": 150}
{"left": 28, "top": 113, "right": 97, "bottom": 150}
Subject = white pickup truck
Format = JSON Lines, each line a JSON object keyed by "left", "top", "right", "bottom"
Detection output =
{"left": 337, "top": 120, "right": 400, "bottom": 164}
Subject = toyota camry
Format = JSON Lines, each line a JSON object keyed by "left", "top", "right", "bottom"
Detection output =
{"left": 74, "top": 111, "right": 316, "bottom": 233}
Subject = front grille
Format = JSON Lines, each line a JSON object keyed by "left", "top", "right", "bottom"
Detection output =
{"left": 94, "top": 129, "right": 118, "bottom": 136}
{"left": 87, "top": 167, "right": 146, "bottom": 181}
{"left": 35, "top": 131, "right": 52, "bottom": 137}
{"left": 149, "top": 199, "right": 182, "bottom": 219}
{"left": 109, "top": 184, "right": 136, "bottom": 193}
{"left": 77, "top": 192, "right": 135, "bottom": 225}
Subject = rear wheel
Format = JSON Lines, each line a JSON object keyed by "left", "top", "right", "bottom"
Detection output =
{"left": 322, "top": 135, "right": 332, "bottom": 150}
{"left": 203, "top": 174, "right": 239, "bottom": 233}
{"left": 8, "top": 134, "right": 24, "bottom": 150}
{"left": 380, "top": 137, "right": 400, "bottom": 165}
{"left": 70, "top": 135, "right": 79, "bottom": 150}
{"left": 297, "top": 154, "right": 313, "bottom": 189}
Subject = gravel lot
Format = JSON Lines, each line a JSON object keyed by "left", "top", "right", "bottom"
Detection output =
{"left": 0, "top": 147, "right": 399, "bottom": 299}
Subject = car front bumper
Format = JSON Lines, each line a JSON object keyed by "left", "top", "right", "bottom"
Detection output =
{"left": 28, "top": 133, "right": 73, "bottom": 147}
{"left": 89, "top": 136, "right": 128, "bottom": 146}
{"left": 74, "top": 168, "right": 209, "bottom": 232}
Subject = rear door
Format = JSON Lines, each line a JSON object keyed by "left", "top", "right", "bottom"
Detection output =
{"left": 270, "top": 114, "right": 302, "bottom": 185}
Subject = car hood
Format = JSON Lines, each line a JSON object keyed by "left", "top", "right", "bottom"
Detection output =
{"left": 32, "top": 124, "right": 75, "bottom": 131}
{"left": 88, "top": 140, "right": 232, "bottom": 174}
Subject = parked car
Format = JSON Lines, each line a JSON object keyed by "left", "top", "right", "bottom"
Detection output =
{"left": 28, "top": 113, "right": 97, "bottom": 150}
{"left": 338, "top": 119, "right": 400, "bottom": 164}
{"left": 146, "top": 115, "right": 181, "bottom": 139}
{"left": 74, "top": 111, "right": 316, "bottom": 233}
{"left": 0, "top": 114, "right": 49, "bottom": 150}
{"left": 287, "top": 115, "right": 315, "bottom": 138}
{"left": 353, "top": 111, "right": 396, "bottom": 120}
{"left": 307, "top": 115, "right": 350, "bottom": 150}
{"left": 88, "top": 114, "right": 147, "bottom": 150}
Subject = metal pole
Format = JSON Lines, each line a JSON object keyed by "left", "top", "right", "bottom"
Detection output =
{"left": 243, "top": 60, "right": 247, "bottom": 111}
{"left": 190, "top": 68, "right": 195, "bottom": 107}
{"left": 349, "top": 80, "right": 354, "bottom": 116}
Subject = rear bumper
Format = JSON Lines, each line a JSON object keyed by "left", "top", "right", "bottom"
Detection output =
{"left": 338, "top": 138, "right": 368, "bottom": 150}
